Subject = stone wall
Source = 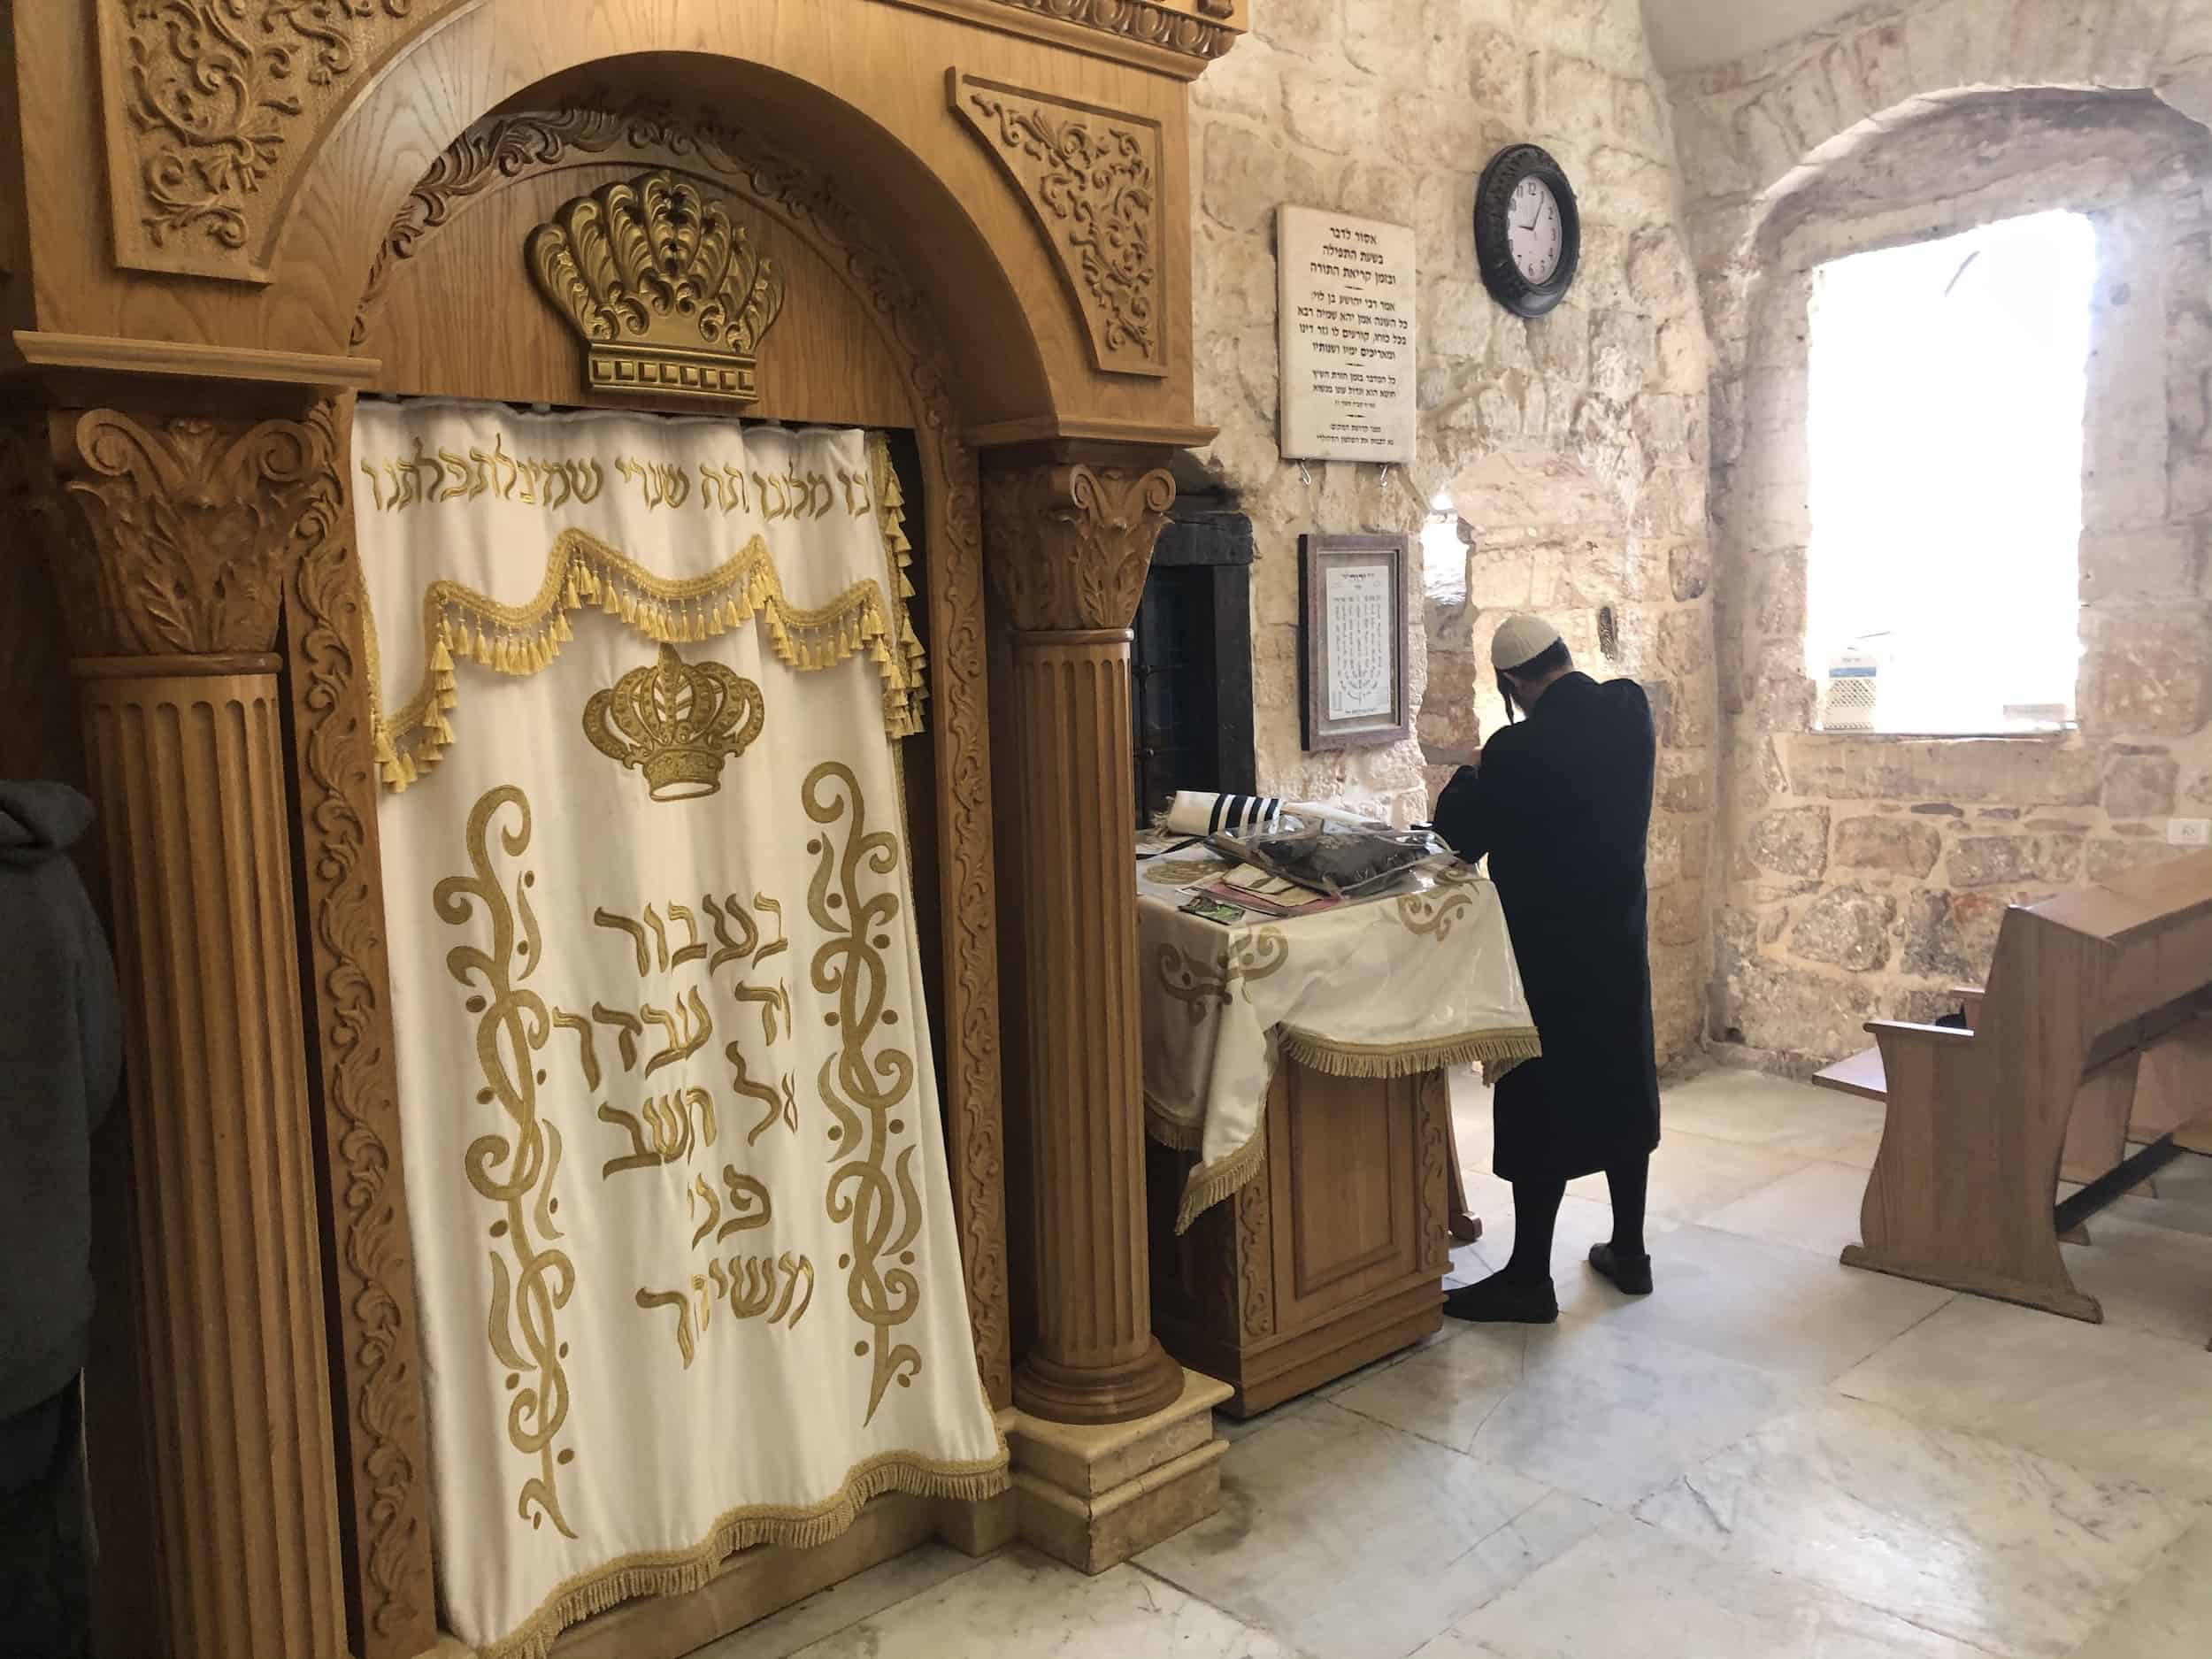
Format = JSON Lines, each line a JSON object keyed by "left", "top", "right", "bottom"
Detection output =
{"left": 1667, "top": 2, "right": 2212, "bottom": 1071}
{"left": 1188, "top": 0, "right": 1719, "bottom": 1065}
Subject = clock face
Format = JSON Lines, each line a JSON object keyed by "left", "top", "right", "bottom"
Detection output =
{"left": 1507, "top": 176, "right": 1565, "bottom": 285}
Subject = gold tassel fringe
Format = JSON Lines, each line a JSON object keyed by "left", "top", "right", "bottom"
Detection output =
{"left": 1171, "top": 1126, "right": 1268, "bottom": 1236}
{"left": 372, "top": 511, "right": 929, "bottom": 792}
{"left": 1279, "top": 1027, "right": 1542, "bottom": 1082}
{"left": 476, "top": 1454, "right": 1009, "bottom": 1659}
{"left": 1163, "top": 1029, "right": 1543, "bottom": 1232}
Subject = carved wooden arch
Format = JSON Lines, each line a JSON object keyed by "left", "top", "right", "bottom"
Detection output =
{"left": 296, "top": 102, "right": 1013, "bottom": 1658}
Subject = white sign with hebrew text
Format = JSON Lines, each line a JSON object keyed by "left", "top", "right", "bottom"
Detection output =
{"left": 1278, "top": 205, "right": 1417, "bottom": 465}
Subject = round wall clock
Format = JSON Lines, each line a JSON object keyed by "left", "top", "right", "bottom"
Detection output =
{"left": 1474, "top": 144, "right": 1582, "bottom": 319}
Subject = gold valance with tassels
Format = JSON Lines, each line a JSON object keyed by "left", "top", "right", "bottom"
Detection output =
{"left": 352, "top": 404, "right": 926, "bottom": 793}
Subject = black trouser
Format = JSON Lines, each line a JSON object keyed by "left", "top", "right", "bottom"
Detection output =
{"left": 1500, "top": 1156, "right": 1651, "bottom": 1281}
{"left": 0, "top": 1383, "right": 88, "bottom": 1659}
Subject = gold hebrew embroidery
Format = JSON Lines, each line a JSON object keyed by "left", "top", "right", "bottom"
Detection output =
{"left": 805, "top": 760, "right": 925, "bottom": 1423}
{"left": 435, "top": 784, "right": 576, "bottom": 1538}
{"left": 365, "top": 431, "right": 925, "bottom": 789}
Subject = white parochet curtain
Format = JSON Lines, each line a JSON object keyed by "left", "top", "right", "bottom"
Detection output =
{"left": 353, "top": 401, "right": 1005, "bottom": 1659}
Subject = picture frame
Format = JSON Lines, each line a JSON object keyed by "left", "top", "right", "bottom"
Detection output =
{"left": 1298, "top": 532, "right": 1411, "bottom": 752}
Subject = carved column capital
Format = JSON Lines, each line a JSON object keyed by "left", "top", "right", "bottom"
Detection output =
{"left": 50, "top": 405, "right": 340, "bottom": 658}
{"left": 982, "top": 457, "right": 1177, "bottom": 634}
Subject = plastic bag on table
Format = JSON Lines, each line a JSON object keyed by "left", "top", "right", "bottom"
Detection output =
{"left": 1208, "top": 819, "right": 1455, "bottom": 900}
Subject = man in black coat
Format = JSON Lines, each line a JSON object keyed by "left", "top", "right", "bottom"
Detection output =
{"left": 0, "top": 780, "right": 122, "bottom": 1658}
{"left": 1432, "top": 615, "right": 1662, "bottom": 1323}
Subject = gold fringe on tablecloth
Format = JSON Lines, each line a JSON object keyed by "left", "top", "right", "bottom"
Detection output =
{"left": 1282, "top": 1025, "right": 1541, "bottom": 1082}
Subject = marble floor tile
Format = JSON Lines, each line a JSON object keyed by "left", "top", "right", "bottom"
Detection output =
{"left": 2102, "top": 1186, "right": 2212, "bottom": 1240}
{"left": 1417, "top": 1516, "right": 1993, "bottom": 1659}
{"left": 2147, "top": 1150, "right": 2212, "bottom": 1208}
{"left": 2065, "top": 1511, "right": 2212, "bottom": 1659}
{"left": 1701, "top": 1159, "right": 1873, "bottom": 1259}
{"left": 1567, "top": 1132, "right": 1812, "bottom": 1225}
{"left": 1634, "top": 1398, "right": 2203, "bottom": 1658}
{"left": 1584, "top": 1224, "right": 1953, "bottom": 1383}
{"left": 1135, "top": 1401, "right": 1560, "bottom": 1659}
{"left": 780, "top": 1548, "right": 1290, "bottom": 1659}
{"left": 1336, "top": 1320, "right": 1806, "bottom": 1509}
{"left": 695, "top": 1545, "right": 990, "bottom": 1659}
{"left": 1655, "top": 1067, "right": 1890, "bottom": 1168}
{"left": 1836, "top": 1296, "right": 2212, "bottom": 1501}
{"left": 2061, "top": 1210, "right": 2212, "bottom": 1345}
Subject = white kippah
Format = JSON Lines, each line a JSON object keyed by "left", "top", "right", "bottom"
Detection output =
{"left": 1491, "top": 613, "right": 1563, "bottom": 673}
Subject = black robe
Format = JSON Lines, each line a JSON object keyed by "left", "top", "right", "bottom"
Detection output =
{"left": 1432, "top": 672, "right": 1662, "bottom": 1184}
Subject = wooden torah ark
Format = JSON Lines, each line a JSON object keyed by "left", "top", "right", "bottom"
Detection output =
{"left": 1819, "top": 849, "right": 2212, "bottom": 1338}
{"left": 1148, "top": 1064, "right": 1453, "bottom": 1417}
{"left": 0, "top": 4, "right": 1248, "bottom": 1657}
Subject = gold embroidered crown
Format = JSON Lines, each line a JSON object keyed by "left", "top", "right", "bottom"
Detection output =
{"left": 527, "top": 169, "right": 787, "bottom": 403}
{"left": 583, "top": 644, "right": 765, "bottom": 802}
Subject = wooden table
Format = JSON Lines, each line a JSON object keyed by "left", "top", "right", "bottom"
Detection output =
{"left": 1145, "top": 1061, "right": 1454, "bottom": 1417}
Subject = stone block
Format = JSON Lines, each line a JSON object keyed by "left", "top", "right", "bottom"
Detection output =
{"left": 1782, "top": 738, "right": 2102, "bottom": 806}
{"left": 1590, "top": 310, "right": 1655, "bottom": 403}
{"left": 1657, "top": 318, "right": 1713, "bottom": 395}
{"left": 1714, "top": 956, "right": 1879, "bottom": 1062}
{"left": 1656, "top": 751, "right": 1711, "bottom": 814}
{"left": 1257, "top": 0, "right": 1339, "bottom": 55}
{"left": 1657, "top": 607, "right": 1708, "bottom": 675}
{"left": 1902, "top": 889, "right": 2010, "bottom": 984}
{"left": 2086, "top": 837, "right": 2190, "bottom": 882}
{"left": 1464, "top": 25, "right": 1529, "bottom": 117}
{"left": 2078, "top": 525, "right": 2207, "bottom": 605}
{"left": 1528, "top": 303, "right": 1591, "bottom": 381}
{"left": 1669, "top": 541, "right": 1710, "bottom": 601}
{"left": 1202, "top": 126, "right": 1288, "bottom": 234}
{"left": 2105, "top": 753, "right": 2178, "bottom": 818}
{"left": 1747, "top": 804, "right": 1831, "bottom": 878}
{"left": 1832, "top": 816, "right": 1942, "bottom": 878}
{"left": 1283, "top": 68, "right": 1384, "bottom": 156}
{"left": 1665, "top": 668, "right": 1716, "bottom": 749}
{"left": 1193, "top": 39, "right": 1286, "bottom": 123}
{"left": 2079, "top": 608, "right": 2212, "bottom": 737}
{"left": 1540, "top": 52, "right": 1615, "bottom": 134}
{"left": 1425, "top": 276, "right": 1496, "bottom": 364}
{"left": 1646, "top": 816, "right": 1687, "bottom": 887}
{"left": 1650, "top": 880, "right": 1705, "bottom": 948}
{"left": 1588, "top": 146, "right": 1678, "bottom": 225}
{"left": 1789, "top": 885, "right": 1898, "bottom": 972}
{"left": 1945, "top": 833, "right": 2085, "bottom": 888}
{"left": 1613, "top": 74, "right": 1668, "bottom": 157}
{"left": 1338, "top": 160, "right": 1420, "bottom": 231}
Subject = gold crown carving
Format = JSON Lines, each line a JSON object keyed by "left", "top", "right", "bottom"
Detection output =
{"left": 527, "top": 170, "right": 787, "bottom": 403}
{"left": 583, "top": 643, "right": 765, "bottom": 802}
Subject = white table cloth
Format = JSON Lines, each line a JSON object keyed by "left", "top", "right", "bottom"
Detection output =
{"left": 1138, "top": 853, "right": 1538, "bottom": 1231}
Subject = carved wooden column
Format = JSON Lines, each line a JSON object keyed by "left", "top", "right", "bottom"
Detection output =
{"left": 49, "top": 406, "right": 351, "bottom": 1659}
{"left": 986, "top": 451, "right": 1187, "bottom": 1426}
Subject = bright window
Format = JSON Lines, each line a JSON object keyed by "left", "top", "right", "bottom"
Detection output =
{"left": 1805, "top": 210, "right": 2096, "bottom": 733}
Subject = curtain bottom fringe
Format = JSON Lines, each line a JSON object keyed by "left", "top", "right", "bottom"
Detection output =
{"left": 479, "top": 1459, "right": 1009, "bottom": 1659}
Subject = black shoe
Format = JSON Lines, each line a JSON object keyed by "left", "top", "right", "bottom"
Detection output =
{"left": 1442, "top": 1272, "right": 1559, "bottom": 1325}
{"left": 1588, "top": 1242, "right": 1653, "bottom": 1295}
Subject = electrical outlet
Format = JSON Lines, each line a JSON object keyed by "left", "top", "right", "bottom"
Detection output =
{"left": 2171, "top": 818, "right": 2212, "bottom": 848}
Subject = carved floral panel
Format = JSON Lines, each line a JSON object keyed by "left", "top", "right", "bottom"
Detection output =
{"left": 96, "top": 0, "right": 472, "bottom": 283}
{"left": 953, "top": 73, "right": 1167, "bottom": 378}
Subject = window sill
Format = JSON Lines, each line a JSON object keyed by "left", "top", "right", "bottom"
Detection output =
{"left": 1802, "top": 728, "right": 2076, "bottom": 743}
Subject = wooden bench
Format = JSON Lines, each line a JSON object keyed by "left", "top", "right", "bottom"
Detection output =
{"left": 1816, "top": 849, "right": 2212, "bottom": 1340}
